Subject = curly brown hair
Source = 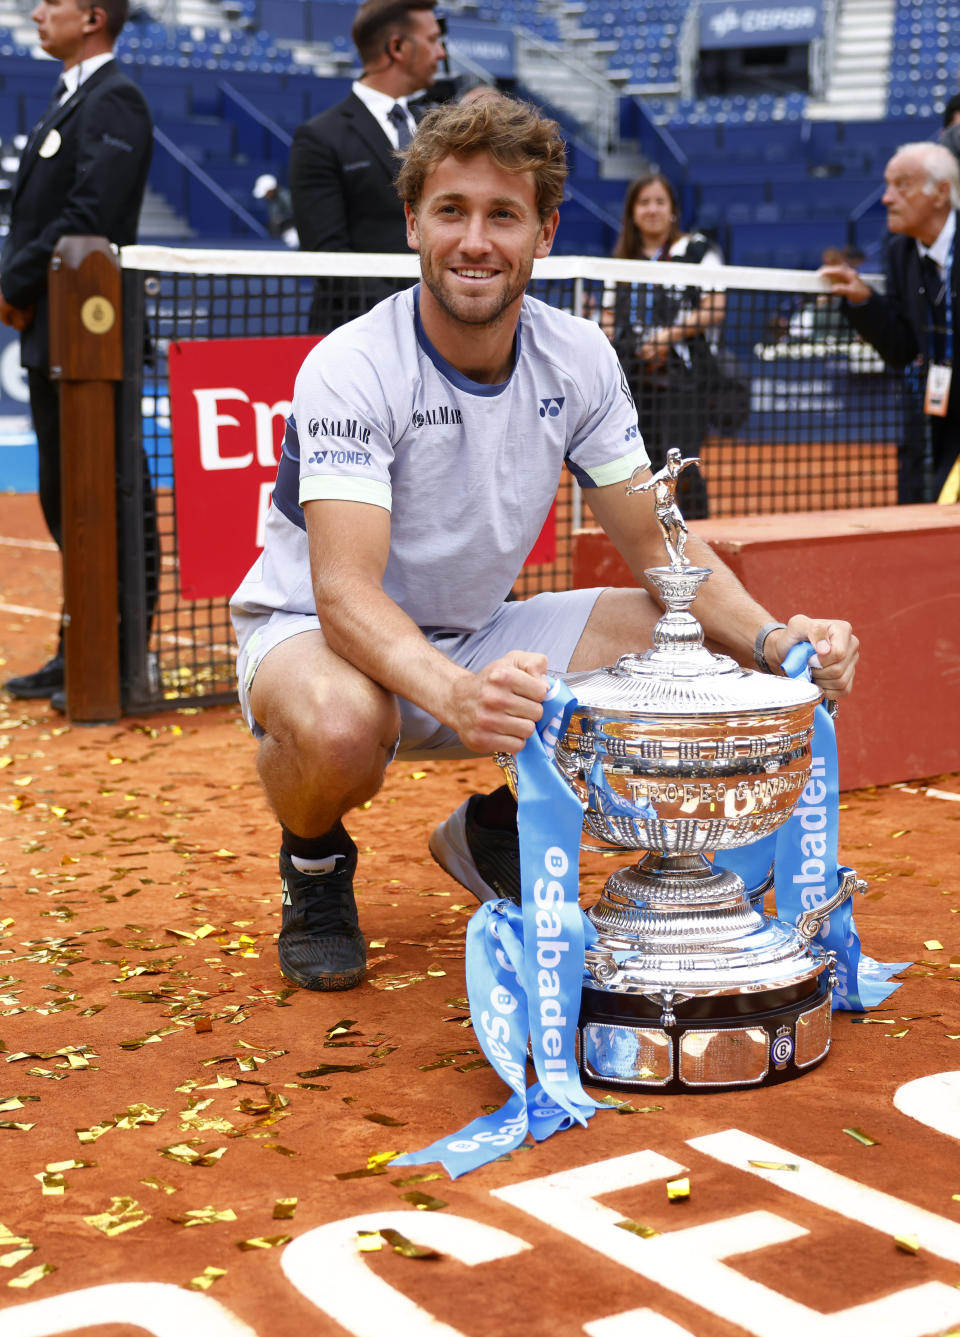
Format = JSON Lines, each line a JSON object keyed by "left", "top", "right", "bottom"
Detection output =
{"left": 395, "top": 98, "right": 567, "bottom": 223}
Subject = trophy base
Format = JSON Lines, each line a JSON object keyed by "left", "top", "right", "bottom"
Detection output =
{"left": 578, "top": 968, "right": 832, "bottom": 1094}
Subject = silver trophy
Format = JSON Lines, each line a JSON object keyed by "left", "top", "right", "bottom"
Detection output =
{"left": 499, "top": 450, "right": 862, "bottom": 1092}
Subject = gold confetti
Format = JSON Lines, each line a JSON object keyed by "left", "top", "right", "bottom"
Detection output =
{"left": 399, "top": 1190, "right": 447, "bottom": 1211}
{"left": 377, "top": 1227, "right": 441, "bottom": 1259}
{"left": 140, "top": 1177, "right": 178, "bottom": 1195}
{"left": 160, "top": 1142, "right": 227, "bottom": 1167}
{"left": 666, "top": 1177, "right": 690, "bottom": 1201}
{"left": 924, "top": 940, "right": 944, "bottom": 951}
{"left": 364, "top": 1113, "right": 407, "bottom": 1127}
{"left": 84, "top": 1196, "right": 149, "bottom": 1236}
{"left": 35, "top": 1173, "right": 66, "bottom": 1196}
{"left": 844, "top": 1127, "right": 878, "bottom": 1146}
{"left": 0, "top": 1247, "right": 34, "bottom": 1269}
{"left": 336, "top": 1150, "right": 400, "bottom": 1180}
{"left": 7, "top": 1262, "right": 56, "bottom": 1289}
{"left": 748, "top": 1161, "right": 800, "bottom": 1172}
{"left": 184, "top": 1266, "right": 227, "bottom": 1291}
{"left": 391, "top": 1172, "right": 443, "bottom": 1187}
{"left": 895, "top": 1233, "right": 920, "bottom": 1254}
{"left": 273, "top": 1198, "right": 298, "bottom": 1220}
{"left": 368, "top": 1150, "right": 400, "bottom": 1169}
{"left": 615, "top": 1219, "right": 659, "bottom": 1238}
{"left": 172, "top": 1207, "right": 237, "bottom": 1228}
{"left": 237, "top": 1235, "right": 291, "bottom": 1251}
{"left": 356, "top": 1231, "right": 383, "bottom": 1253}
{"left": 597, "top": 1094, "right": 664, "bottom": 1115}
{"left": 297, "top": 1063, "right": 368, "bottom": 1077}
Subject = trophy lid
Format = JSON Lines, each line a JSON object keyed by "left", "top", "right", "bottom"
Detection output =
{"left": 562, "top": 654, "right": 821, "bottom": 717}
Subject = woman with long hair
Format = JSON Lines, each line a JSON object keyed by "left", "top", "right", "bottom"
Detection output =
{"left": 603, "top": 173, "right": 727, "bottom": 518}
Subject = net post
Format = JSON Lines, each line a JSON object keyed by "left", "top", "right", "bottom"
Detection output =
{"left": 48, "top": 236, "right": 123, "bottom": 723}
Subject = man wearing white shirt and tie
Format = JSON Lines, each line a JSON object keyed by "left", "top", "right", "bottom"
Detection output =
{"left": 822, "top": 142, "right": 960, "bottom": 504}
{"left": 290, "top": 0, "right": 447, "bottom": 333}
{"left": 0, "top": 0, "right": 153, "bottom": 702}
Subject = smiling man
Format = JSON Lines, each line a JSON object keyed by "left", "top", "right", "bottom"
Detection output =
{"left": 821, "top": 141, "right": 960, "bottom": 503}
{"left": 230, "top": 98, "right": 860, "bottom": 993}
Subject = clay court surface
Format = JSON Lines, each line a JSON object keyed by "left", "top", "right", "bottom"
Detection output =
{"left": 1, "top": 492, "right": 959, "bottom": 1337}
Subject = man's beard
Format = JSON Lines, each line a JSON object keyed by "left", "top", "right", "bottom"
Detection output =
{"left": 419, "top": 256, "right": 533, "bottom": 327}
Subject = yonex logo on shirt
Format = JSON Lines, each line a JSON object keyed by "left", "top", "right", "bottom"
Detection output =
{"left": 307, "top": 416, "right": 371, "bottom": 444}
{"left": 538, "top": 397, "right": 565, "bottom": 418}
{"left": 412, "top": 405, "right": 463, "bottom": 428}
{"left": 308, "top": 449, "right": 372, "bottom": 466}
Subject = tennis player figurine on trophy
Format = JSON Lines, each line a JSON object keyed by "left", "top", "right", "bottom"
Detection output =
{"left": 499, "top": 449, "right": 863, "bottom": 1093}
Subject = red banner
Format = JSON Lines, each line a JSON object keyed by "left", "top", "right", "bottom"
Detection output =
{"left": 168, "top": 336, "right": 555, "bottom": 599}
{"left": 169, "top": 336, "right": 316, "bottom": 600}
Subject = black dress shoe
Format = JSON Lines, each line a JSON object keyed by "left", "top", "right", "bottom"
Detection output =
{"left": 49, "top": 690, "right": 66, "bottom": 714}
{"left": 4, "top": 656, "right": 65, "bottom": 699}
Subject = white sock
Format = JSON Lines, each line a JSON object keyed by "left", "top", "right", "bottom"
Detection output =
{"left": 289, "top": 852, "right": 347, "bottom": 877}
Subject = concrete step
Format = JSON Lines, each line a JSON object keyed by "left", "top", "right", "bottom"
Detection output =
{"left": 835, "top": 38, "right": 891, "bottom": 55}
{"left": 828, "top": 69, "right": 887, "bottom": 89}
{"left": 834, "top": 51, "right": 888, "bottom": 66}
{"left": 805, "top": 101, "right": 888, "bottom": 119}
{"left": 841, "top": 0, "right": 895, "bottom": 12}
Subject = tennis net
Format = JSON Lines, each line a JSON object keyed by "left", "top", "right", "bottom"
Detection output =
{"left": 116, "top": 246, "right": 908, "bottom": 712}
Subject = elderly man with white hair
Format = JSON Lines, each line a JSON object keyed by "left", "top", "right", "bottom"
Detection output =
{"left": 822, "top": 141, "right": 960, "bottom": 503}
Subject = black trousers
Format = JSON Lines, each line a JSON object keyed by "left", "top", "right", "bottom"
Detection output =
{"left": 27, "top": 366, "right": 160, "bottom": 653}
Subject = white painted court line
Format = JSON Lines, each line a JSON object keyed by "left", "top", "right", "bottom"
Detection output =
{"left": 0, "top": 600, "right": 235, "bottom": 659}
{"left": 0, "top": 535, "right": 58, "bottom": 552}
{"left": 0, "top": 601, "right": 59, "bottom": 620}
{"left": 0, "top": 534, "right": 176, "bottom": 568}
{"left": 891, "top": 783, "right": 959, "bottom": 803}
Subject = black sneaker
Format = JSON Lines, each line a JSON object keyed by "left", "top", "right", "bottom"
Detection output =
{"left": 278, "top": 839, "right": 366, "bottom": 991}
{"left": 428, "top": 794, "right": 521, "bottom": 905}
{"left": 4, "top": 655, "right": 64, "bottom": 699}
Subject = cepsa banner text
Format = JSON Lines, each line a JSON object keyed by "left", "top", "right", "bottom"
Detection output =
{"left": 168, "top": 336, "right": 556, "bottom": 601}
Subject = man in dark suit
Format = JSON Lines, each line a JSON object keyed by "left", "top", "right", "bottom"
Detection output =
{"left": 1, "top": 0, "right": 153, "bottom": 699}
{"left": 290, "top": 0, "right": 446, "bottom": 333}
{"left": 822, "top": 142, "right": 960, "bottom": 505}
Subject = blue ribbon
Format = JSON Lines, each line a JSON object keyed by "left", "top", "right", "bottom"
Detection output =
{"left": 716, "top": 642, "right": 909, "bottom": 1010}
{"left": 392, "top": 680, "right": 605, "bottom": 1179}
{"left": 587, "top": 752, "right": 658, "bottom": 825}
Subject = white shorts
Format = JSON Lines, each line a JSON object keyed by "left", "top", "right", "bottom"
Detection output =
{"left": 235, "top": 587, "right": 607, "bottom": 759}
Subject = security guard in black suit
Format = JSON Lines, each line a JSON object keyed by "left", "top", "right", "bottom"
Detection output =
{"left": 1, "top": 0, "right": 154, "bottom": 700}
{"left": 822, "top": 141, "right": 960, "bottom": 505}
{"left": 289, "top": 0, "right": 446, "bottom": 333}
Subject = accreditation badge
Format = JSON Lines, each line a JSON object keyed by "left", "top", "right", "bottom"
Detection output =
{"left": 38, "top": 128, "right": 61, "bottom": 159}
{"left": 924, "top": 362, "right": 952, "bottom": 417}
